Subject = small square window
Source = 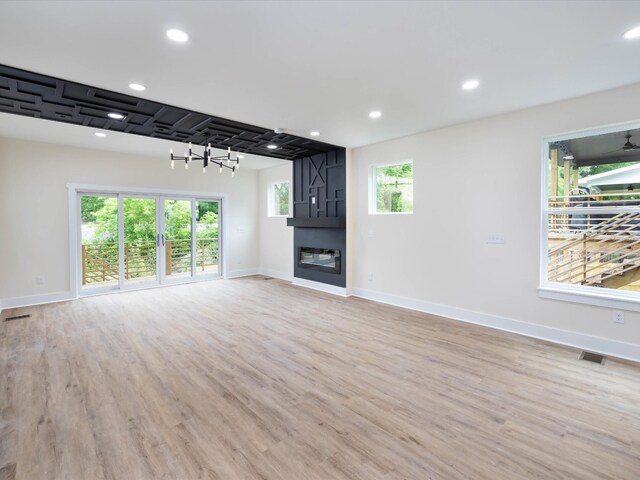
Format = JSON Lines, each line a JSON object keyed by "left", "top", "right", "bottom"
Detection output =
{"left": 370, "top": 161, "right": 413, "bottom": 214}
{"left": 268, "top": 181, "right": 290, "bottom": 217}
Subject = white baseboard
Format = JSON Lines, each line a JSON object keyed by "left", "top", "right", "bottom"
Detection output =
{"left": 351, "top": 287, "right": 640, "bottom": 363}
{"left": 258, "top": 268, "right": 293, "bottom": 282}
{"left": 0, "top": 291, "right": 75, "bottom": 311}
{"left": 225, "top": 268, "right": 260, "bottom": 279}
{"left": 292, "top": 277, "right": 348, "bottom": 297}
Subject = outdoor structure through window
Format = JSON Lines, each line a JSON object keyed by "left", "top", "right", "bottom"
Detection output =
{"left": 370, "top": 160, "right": 413, "bottom": 214}
{"left": 541, "top": 122, "right": 640, "bottom": 309}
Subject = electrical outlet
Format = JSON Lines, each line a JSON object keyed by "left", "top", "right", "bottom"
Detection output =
{"left": 613, "top": 310, "right": 625, "bottom": 324}
{"left": 486, "top": 233, "right": 505, "bottom": 244}
{"left": 367, "top": 272, "right": 373, "bottom": 281}
{"left": 35, "top": 275, "right": 45, "bottom": 285}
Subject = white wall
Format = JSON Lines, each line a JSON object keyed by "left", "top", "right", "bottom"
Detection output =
{"left": 0, "top": 137, "right": 260, "bottom": 302}
{"left": 350, "top": 82, "right": 640, "bottom": 352}
{"left": 258, "top": 163, "right": 293, "bottom": 280}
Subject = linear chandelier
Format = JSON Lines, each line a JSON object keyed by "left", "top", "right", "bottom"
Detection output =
{"left": 170, "top": 142, "right": 240, "bottom": 176}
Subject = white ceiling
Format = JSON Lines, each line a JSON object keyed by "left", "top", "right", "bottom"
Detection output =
{"left": 0, "top": 0, "right": 639, "bottom": 155}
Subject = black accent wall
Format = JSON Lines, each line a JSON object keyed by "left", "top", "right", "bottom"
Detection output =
{"left": 291, "top": 149, "right": 347, "bottom": 288}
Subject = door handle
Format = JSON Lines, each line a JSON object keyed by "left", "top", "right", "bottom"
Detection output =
{"left": 156, "top": 233, "right": 160, "bottom": 247}
{"left": 161, "top": 234, "right": 166, "bottom": 246}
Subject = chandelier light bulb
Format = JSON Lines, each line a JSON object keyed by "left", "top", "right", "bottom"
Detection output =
{"left": 167, "top": 139, "right": 238, "bottom": 178}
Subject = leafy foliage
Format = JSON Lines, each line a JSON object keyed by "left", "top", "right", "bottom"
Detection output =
{"left": 580, "top": 162, "right": 637, "bottom": 177}
{"left": 376, "top": 162, "right": 413, "bottom": 213}
{"left": 197, "top": 200, "right": 218, "bottom": 220}
{"left": 80, "top": 196, "right": 107, "bottom": 222}
{"left": 272, "top": 182, "right": 289, "bottom": 216}
{"left": 82, "top": 197, "right": 218, "bottom": 244}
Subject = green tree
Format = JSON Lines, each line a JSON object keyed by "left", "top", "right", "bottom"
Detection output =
{"left": 91, "top": 197, "right": 118, "bottom": 243}
{"left": 90, "top": 199, "right": 194, "bottom": 244}
{"left": 376, "top": 163, "right": 413, "bottom": 213}
{"left": 163, "top": 200, "right": 191, "bottom": 241}
{"left": 197, "top": 201, "right": 218, "bottom": 220}
{"left": 197, "top": 211, "right": 218, "bottom": 239}
{"left": 274, "top": 183, "right": 289, "bottom": 215}
{"left": 580, "top": 162, "right": 636, "bottom": 177}
{"left": 80, "top": 196, "right": 107, "bottom": 222}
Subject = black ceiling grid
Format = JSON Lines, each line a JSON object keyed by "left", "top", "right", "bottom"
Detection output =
{"left": 0, "top": 64, "right": 342, "bottom": 161}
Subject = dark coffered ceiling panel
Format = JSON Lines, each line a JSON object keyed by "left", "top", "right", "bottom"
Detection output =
{"left": 0, "top": 64, "right": 342, "bottom": 160}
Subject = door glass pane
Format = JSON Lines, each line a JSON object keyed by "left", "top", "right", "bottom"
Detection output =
{"left": 123, "top": 197, "right": 157, "bottom": 285}
{"left": 196, "top": 200, "right": 220, "bottom": 275}
{"left": 80, "top": 195, "right": 118, "bottom": 289}
{"left": 164, "top": 199, "right": 192, "bottom": 279}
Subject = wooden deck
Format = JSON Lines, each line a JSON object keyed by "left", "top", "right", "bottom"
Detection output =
{"left": 1, "top": 276, "right": 639, "bottom": 479}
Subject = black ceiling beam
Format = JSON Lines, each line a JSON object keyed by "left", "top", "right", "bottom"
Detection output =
{"left": 0, "top": 64, "right": 343, "bottom": 161}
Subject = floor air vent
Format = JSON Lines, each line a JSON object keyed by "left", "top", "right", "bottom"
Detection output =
{"left": 580, "top": 351, "right": 606, "bottom": 365}
{"left": 4, "top": 314, "right": 31, "bottom": 322}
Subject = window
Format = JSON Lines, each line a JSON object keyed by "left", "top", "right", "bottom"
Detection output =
{"left": 370, "top": 160, "right": 413, "bottom": 214}
{"left": 268, "top": 181, "right": 290, "bottom": 217}
{"left": 541, "top": 121, "right": 640, "bottom": 310}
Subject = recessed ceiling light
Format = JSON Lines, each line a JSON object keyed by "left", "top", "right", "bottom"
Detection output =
{"left": 167, "top": 29, "right": 189, "bottom": 42}
{"left": 624, "top": 26, "right": 640, "bottom": 39}
{"left": 369, "top": 111, "right": 382, "bottom": 119}
{"left": 94, "top": 132, "right": 106, "bottom": 137}
{"left": 128, "top": 83, "right": 146, "bottom": 91}
{"left": 107, "top": 112, "right": 125, "bottom": 120}
{"left": 310, "top": 131, "right": 320, "bottom": 136}
{"left": 462, "top": 79, "right": 480, "bottom": 90}
{"left": 238, "top": 155, "right": 245, "bottom": 159}
{"left": 267, "top": 144, "right": 278, "bottom": 149}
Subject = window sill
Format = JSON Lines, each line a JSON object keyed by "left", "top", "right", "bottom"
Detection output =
{"left": 538, "top": 284, "right": 640, "bottom": 312}
{"left": 368, "top": 211, "right": 414, "bottom": 216}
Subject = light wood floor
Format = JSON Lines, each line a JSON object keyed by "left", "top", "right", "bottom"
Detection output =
{"left": 1, "top": 276, "right": 639, "bottom": 479}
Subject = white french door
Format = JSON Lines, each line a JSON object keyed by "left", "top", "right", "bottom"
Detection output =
{"left": 78, "top": 191, "right": 221, "bottom": 294}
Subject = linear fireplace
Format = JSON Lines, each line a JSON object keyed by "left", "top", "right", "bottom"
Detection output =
{"left": 298, "top": 247, "right": 341, "bottom": 274}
